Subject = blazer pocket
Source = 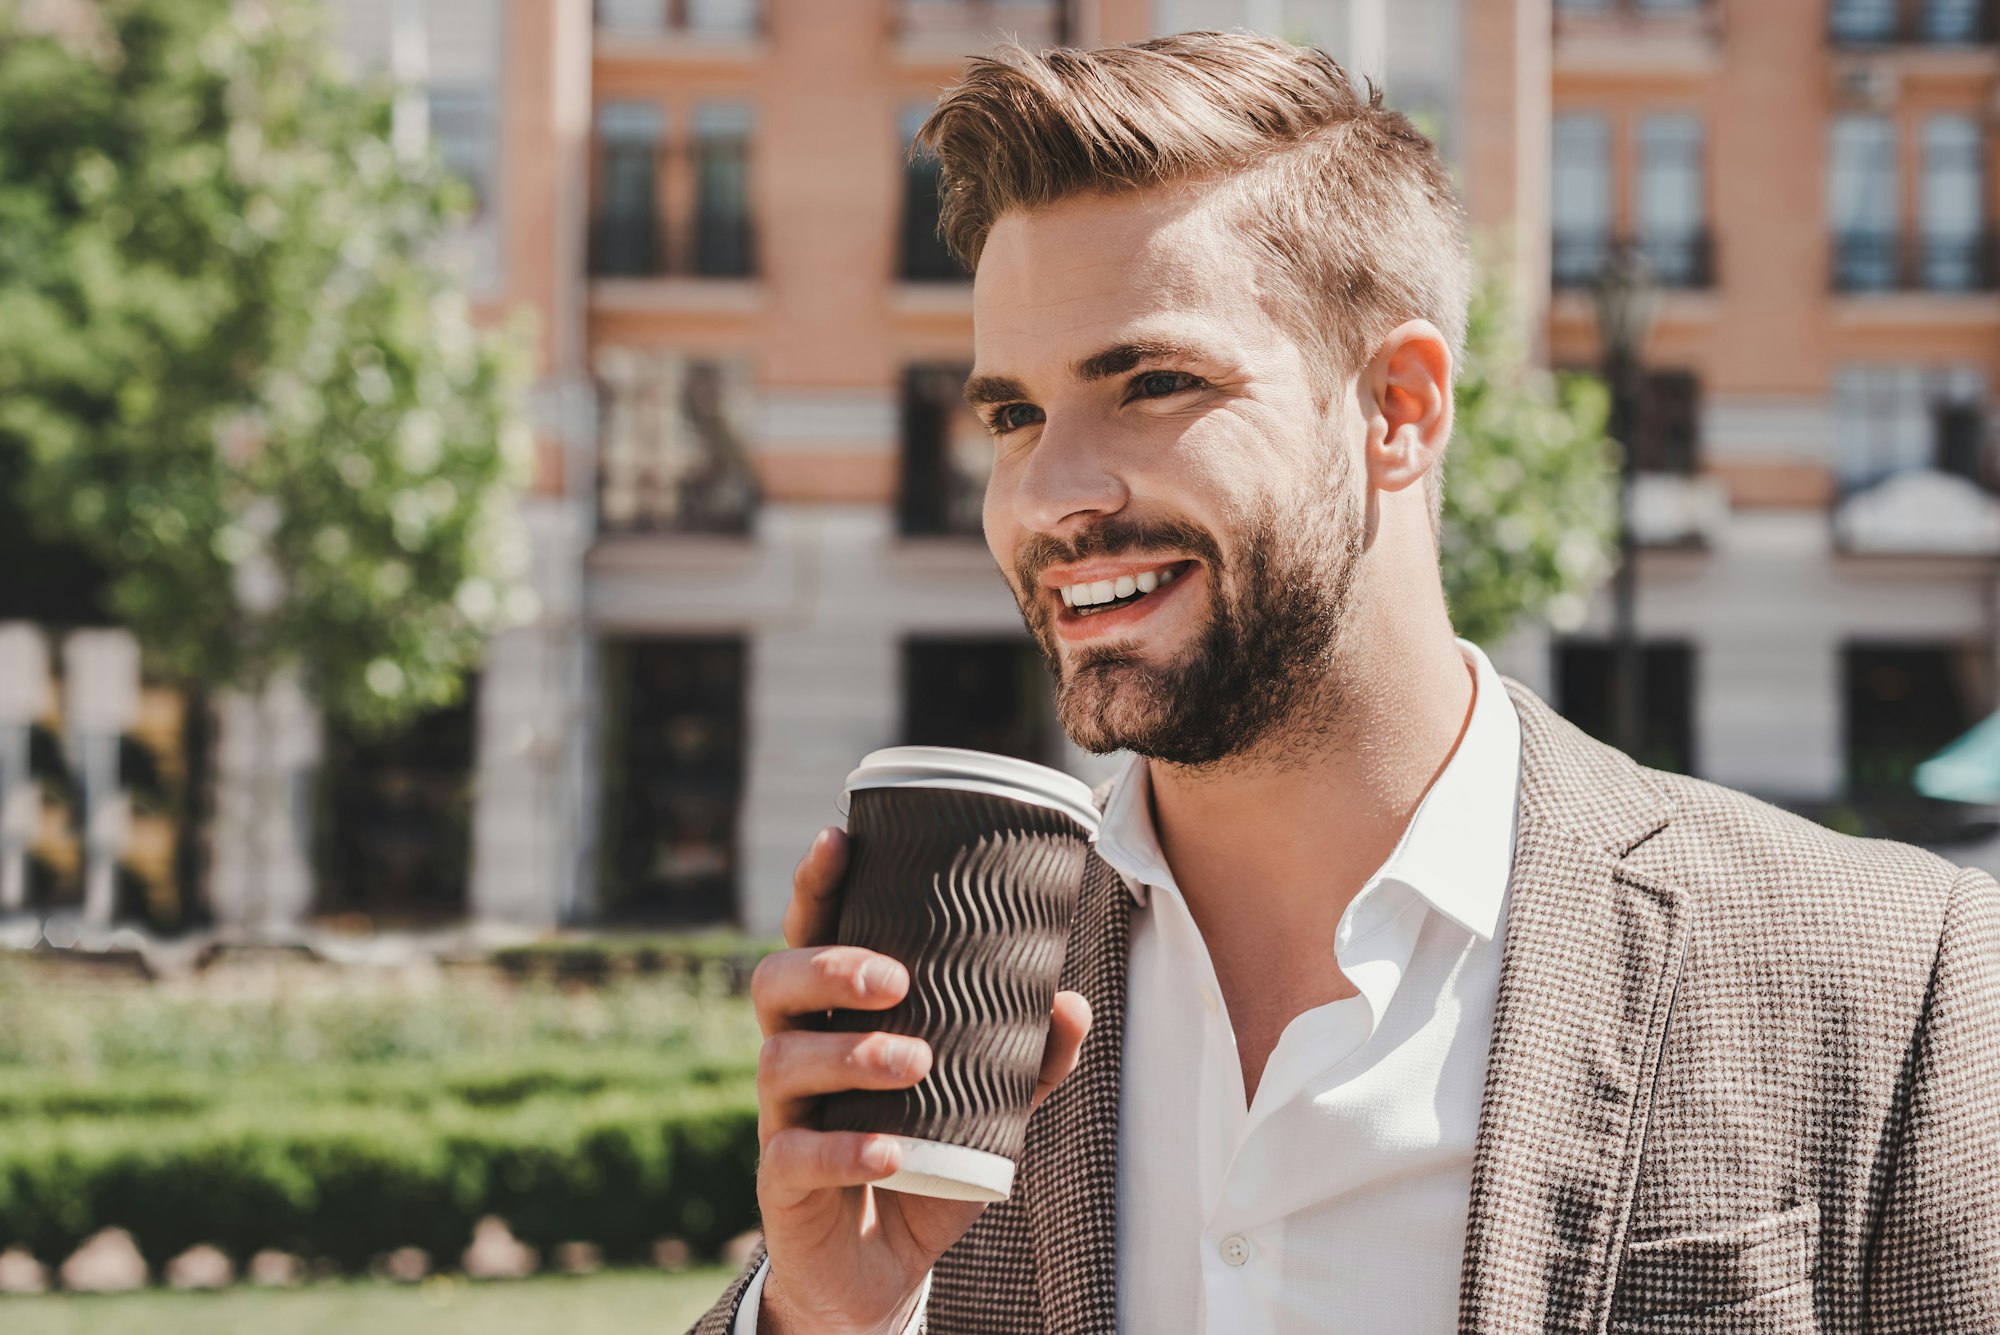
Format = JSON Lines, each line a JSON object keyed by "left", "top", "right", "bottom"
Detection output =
{"left": 1609, "top": 1202, "right": 1819, "bottom": 1331}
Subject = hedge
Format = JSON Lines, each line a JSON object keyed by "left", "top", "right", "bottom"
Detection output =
{"left": 0, "top": 1048, "right": 756, "bottom": 1123}
{"left": 491, "top": 934, "right": 782, "bottom": 990}
{"left": 0, "top": 1085, "right": 760, "bottom": 1272}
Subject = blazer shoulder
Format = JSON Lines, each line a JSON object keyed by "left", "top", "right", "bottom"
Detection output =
{"left": 1634, "top": 767, "right": 1981, "bottom": 975}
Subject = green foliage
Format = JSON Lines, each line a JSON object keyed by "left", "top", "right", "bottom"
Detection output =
{"left": 1443, "top": 262, "right": 1619, "bottom": 647}
{"left": 0, "top": 1090, "right": 760, "bottom": 1270}
{"left": 491, "top": 933, "right": 785, "bottom": 990}
{"left": 0, "top": 0, "right": 531, "bottom": 732}
{"left": 0, "top": 961, "right": 760, "bottom": 1077}
{"left": 0, "top": 965, "right": 763, "bottom": 1267}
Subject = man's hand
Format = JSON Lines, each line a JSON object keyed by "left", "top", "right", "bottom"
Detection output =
{"left": 752, "top": 826, "right": 1093, "bottom": 1335}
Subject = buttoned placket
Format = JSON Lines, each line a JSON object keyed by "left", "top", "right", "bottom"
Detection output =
{"left": 1144, "top": 869, "right": 1431, "bottom": 1335}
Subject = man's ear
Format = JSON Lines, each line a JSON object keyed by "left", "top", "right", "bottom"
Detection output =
{"left": 1361, "top": 320, "right": 1453, "bottom": 495}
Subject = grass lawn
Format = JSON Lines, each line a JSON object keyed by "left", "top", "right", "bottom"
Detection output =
{"left": 0, "top": 1265, "right": 738, "bottom": 1335}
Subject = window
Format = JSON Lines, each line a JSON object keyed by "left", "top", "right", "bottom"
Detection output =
{"left": 1555, "top": 0, "right": 1704, "bottom": 11}
{"left": 596, "top": 0, "right": 760, "bottom": 37}
{"left": 317, "top": 688, "right": 477, "bottom": 926}
{"left": 1636, "top": 115, "right": 1708, "bottom": 287}
{"left": 686, "top": 0, "right": 760, "bottom": 37}
{"left": 692, "top": 103, "right": 755, "bottom": 278}
{"left": 1555, "top": 641, "right": 1696, "bottom": 775}
{"left": 1832, "top": 366, "right": 1987, "bottom": 489}
{"left": 428, "top": 87, "right": 497, "bottom": 223}
{"left": 1844, "top": 644, "right": 1989, "bottom": 843}
{"left": 599, "top": 639, "right": 746, "bottom": 925}
{"left": 899, "top": 364, "right": 992, "bottom": 538}
{"left": 1919, "top": 115, "right": 1988, "bottom": 292}
{"left": 592, "top": 103, "right": 664, "bottom": 277}
{"left": 595, "top": 350, "right": 759, "bottom": 533}
{"left": 902, "top": 639, "right": 1056, "bottom": 764}
{"left": 1828, "top": 114, "right": 1899, "bottom": 290}
{"left": 1923, "top": 0, "right": 1987, "bottom": 41}
{"left": 1830, "top": 0, "right": 1898, "bottom": 42}
{"left": 899, "top": 104, "right": 965, "bottom": 282}
{"left": 902, "top": 0, "right": 1065, "bottom": 46}
{"left": 1632, "top": 370, "right": 1701, "bottom": 473}
{"left": 1552, "top": 114, "right": 1611, "bottom": 287}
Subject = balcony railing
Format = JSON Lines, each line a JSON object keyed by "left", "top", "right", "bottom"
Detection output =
{"left": 1829, "top": 0, "right": 1995, "bottom": 44}
{"left": 1553, "top": 230, "right": 1714, "bottom": 289}
{"left": 595, "top": 358, "right": 760, "bottom": 536}
{"left": 1832, "top": 231, "right": 2000, "bottom": 292}
{"left": 589, "top": 213, "right": 759, "bottom": 279}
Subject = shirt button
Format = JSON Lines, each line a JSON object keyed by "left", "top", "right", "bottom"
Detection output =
{"left": 1220, "top": 1235, "right": 1250, "bottom": 1266}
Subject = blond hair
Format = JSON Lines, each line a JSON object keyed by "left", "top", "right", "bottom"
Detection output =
{"left": 917, "top": 32, "right": 1471, "bottom": 517}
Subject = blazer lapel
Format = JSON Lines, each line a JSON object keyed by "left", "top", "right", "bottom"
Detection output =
{"left": 1458, "top": 685, "right": 1692, "bottom": 1335}
{"left": 1023, "top": 849, "right": 1131, "bottom": 1335}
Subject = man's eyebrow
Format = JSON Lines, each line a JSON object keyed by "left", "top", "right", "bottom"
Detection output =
{"left": 1075, "top": 340, "right": 1210, "bottom": 382}
{"left": 963, "top": 373, "right": 1030, "bottom": 409}
{"left": 963, "top": 341, "right": 1214, "bottom": 409}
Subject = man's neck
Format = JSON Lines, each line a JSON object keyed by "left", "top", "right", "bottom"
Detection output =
{"left": 1142, "top": 627, "right": 1478, "bottom": 1100}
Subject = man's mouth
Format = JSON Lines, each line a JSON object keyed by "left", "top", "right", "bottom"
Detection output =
{"left": 1056, "top": 560, "right": 1194, "bottom": 618}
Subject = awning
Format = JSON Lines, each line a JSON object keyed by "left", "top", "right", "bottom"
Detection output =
{"left": 1915, "top": 710, "right": 2000, "bottom": 805}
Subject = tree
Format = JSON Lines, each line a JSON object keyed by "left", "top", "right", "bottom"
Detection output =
{"left": 1443, "top": 262, "right": 1618, "bottom": 648}
{"left": 0, "top": 0, "right": 532, "bottom": 738}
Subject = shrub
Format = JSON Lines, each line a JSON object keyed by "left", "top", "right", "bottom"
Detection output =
{"left": 0, "top": 1086, "right": 760, "bottom": 1271}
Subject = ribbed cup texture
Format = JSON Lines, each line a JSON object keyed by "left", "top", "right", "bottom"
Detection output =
{"left": 820, "top": 787, "right": 1092, "bottom": 1163}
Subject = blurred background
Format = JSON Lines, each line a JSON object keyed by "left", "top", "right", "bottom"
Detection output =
{"left": 3, "top": 0, "right": 1999, "bottom": 1325}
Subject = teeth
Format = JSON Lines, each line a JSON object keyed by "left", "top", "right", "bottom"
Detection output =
{"left": 1060, "top": 562, "right": 1183, "bottom": 610}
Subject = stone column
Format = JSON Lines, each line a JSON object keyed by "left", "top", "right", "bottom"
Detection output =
{"left": 207, "top": 675, "right": 322, "bottom": 932}
{"left": 61, "top": 630, "right": 140, "bottom": 927}
{"left": 467, "top": 493, "right": 595, "bottom": 929}
{"left": 0, "top": 624, "right": 49, "bottom": 914}
{"left": 1697, "top": 637, "right": 1842, "bottom": 801}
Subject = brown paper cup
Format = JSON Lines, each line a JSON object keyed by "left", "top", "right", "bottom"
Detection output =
{"left": 818, "top": 747, "right": 1100, "bottom": 1201}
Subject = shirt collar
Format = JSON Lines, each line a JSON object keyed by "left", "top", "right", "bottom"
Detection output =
{"left": 1090, "top": 638, "right": 1523, "bottom": 942}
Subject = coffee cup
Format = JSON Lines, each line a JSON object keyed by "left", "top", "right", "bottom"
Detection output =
{"left": 817, "top": 746, "right": 1101, "bottom": 1202}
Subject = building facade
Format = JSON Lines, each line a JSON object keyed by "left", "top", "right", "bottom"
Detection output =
{"left": 440, "top": 0, "right": 1551, "bottom": 936}
{"left": 24, "top": 0, "right": 1987, "bottom": 937}
{"left": 1541, "top": 0, "right": 2000, "bottom": 853}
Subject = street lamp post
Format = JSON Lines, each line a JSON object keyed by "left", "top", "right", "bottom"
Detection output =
{"left": 1592, "top": 241, "right": 1659, "bottom": 762}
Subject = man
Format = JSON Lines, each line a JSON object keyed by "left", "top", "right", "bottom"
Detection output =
{"left": 695, "top": 32, "right": 2000, "bottom": 1335}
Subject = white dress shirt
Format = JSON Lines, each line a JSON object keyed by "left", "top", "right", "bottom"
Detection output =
{"left": 737, "top": 640, "right": 1520, "bottom": 1335}
{"left": 1105, "top": 639, "right": 1520, "bottom": 1334}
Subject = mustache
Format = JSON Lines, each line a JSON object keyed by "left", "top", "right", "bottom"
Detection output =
{"left": 1014, "top": 517, "right": 1224, "bottom": 592}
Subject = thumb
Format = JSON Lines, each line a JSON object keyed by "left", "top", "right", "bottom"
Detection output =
{"left": 1029, "top": 989, "right": 1092, "bottom": 1112}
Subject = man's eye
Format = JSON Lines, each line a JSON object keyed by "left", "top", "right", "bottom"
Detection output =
{"left": 1135, "top": 371, "right": 1200, "bottom": 398}
{"left": 993, "top": 403, "right": 1045, "bottom": 433}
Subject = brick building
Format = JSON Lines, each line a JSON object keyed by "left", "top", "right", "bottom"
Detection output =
{"left": 20, "top": 0, "right": 1992, "bottom": 936}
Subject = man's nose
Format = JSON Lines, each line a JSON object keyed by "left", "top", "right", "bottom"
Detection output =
{"left": 1009, "top": 416, "right": 1130, "bottom": 535}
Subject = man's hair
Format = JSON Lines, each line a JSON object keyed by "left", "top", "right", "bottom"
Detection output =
{"left": 916, "top": 31, "right": 1472, "bottom": 523}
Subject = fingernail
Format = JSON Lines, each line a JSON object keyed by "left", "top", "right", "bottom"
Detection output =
{"left": 860, "top": 960, "right": 904, "bottom": 997}
{"left": 882, "top": 1039, "right": 920, "bottom": 1078}
{"left": 860, "top": 1139, "right": 896, "bottom": 1173}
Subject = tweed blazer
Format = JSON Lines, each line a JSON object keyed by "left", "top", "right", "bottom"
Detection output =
{"left": 693, "top": 682, "right": 2000, "bottom": 1333}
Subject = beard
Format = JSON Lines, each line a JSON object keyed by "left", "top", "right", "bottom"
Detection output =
{"left": 1012, "top": 453, "right": 1364, "bottom": 769}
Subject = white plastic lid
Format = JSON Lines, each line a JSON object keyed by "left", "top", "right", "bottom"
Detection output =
{"left": 843, "top": 746, "right": 1101, "bottom": 835}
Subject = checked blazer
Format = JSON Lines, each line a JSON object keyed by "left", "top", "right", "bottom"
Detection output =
{"left": 692, "top": 682, "right": 2000, "bottom": 1333}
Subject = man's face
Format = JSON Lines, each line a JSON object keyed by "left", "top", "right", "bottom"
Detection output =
{"left": 972, "top": 187, "right": 1367, "bottom": 767}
